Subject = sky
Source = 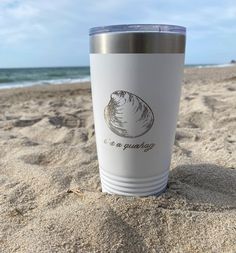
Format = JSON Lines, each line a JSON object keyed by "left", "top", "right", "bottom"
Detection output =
{"left": 0, "top": 0, "right": 236, "bottom": 68}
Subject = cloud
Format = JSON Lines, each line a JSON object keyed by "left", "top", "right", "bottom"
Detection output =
{"left": 7, "top": 3, "right": 39, "bottom": 18}
{"left": 0, "top": 1, "right": 70, "bottom": 45}
{"left": 142, "top": 1, "right": 236, "bottom": 27}
{"left": 0, "top": 0, "right": 235, "bottom": 66}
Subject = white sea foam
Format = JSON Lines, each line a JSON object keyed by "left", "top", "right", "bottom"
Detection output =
{"left": 0, "top": 76, "right": 90, "bottom": 90}
{"left": 195, "top": 63, "right": 235, "bottom": 69}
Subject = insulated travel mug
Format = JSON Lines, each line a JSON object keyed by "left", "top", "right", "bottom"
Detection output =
{"left": 89, "top": 24, "right": 186, "bottom": 196}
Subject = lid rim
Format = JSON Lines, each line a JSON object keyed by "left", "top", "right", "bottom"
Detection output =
{"left": 89, "top": 24, "right": 186, "bottom": 36}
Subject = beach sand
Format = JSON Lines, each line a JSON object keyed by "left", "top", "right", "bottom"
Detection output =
{"left": 0, "top": 67, "right": 235, "bottom": 253}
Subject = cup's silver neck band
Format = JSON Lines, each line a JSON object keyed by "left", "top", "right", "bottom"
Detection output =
{"left": 90, "top": 32, "right": 186, "bottom": 54}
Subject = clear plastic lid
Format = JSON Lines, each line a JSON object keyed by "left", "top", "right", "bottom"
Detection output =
{"left": 89, "top": 24, "right": 186, "bottom": 36}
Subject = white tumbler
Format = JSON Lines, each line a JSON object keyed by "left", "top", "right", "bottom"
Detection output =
{"left": 89, "top": 24, "right": 186, "bottom": 196}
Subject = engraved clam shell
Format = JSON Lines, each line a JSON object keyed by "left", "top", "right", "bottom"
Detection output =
{"left": 104, "top": 90, "right": 154, "bottom": 138}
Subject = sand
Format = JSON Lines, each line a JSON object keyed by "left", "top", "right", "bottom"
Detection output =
{"left": 0, "top": 66, "right": 235, "bottom": 253}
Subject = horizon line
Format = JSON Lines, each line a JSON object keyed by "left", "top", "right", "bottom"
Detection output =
{"left": 0, "top": 62, "right": 232, "bottom": 69}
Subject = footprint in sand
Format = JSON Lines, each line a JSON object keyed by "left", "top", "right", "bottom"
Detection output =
{"left": 48, "top": 115, "right": 80, "bottom": 128}
{"left": 14, "top": 117, "right": 42, "bottom": 127}
{"left": 226, "top": 86, "right": 236, "bottom": 91}
{"left": 20, "top": 147, "right": 65, "bottom": 166}
{"left": 74, "top": 109, "right": 93, "bottom": 128}
{"left": 223, "top": 76, "right": 236, "bottom": 82}
{"left": 51, "top": 170, "right": 73, "bottom": 190}
{"left": 180, "top": 111, "right": 213, "bottom": 129}
{"left": 20, "top": 153, "right": 49, "bottom": 166}
{"left": 175, "top": 130, "right": 194, "bottom": 141}
{"left": 21, "top": 138, "right": 39, "bottom": 147}
{"left": 18, "top": 118, "right": 79, "bottom": 144}
{"left": 202, "top": 95, "right": 226, "bottom": 113}
{"left": 6, "top": 182, "right": 37, "bottom": 214}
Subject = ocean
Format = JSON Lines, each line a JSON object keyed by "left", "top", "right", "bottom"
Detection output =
{"left": 0, "top": 66, "right": 90, "bottom": 90}
{"left": 0, "top": 64, "right": 233, "bottom": 89}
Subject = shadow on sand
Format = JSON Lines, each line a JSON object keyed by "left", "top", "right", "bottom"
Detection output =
{"left": 168, "top": 163, "right": 236, "bottom": 209}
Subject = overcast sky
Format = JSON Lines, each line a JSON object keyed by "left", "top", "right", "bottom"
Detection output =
{"left": 0, "top": 0, "right": 236, "bottom": 68}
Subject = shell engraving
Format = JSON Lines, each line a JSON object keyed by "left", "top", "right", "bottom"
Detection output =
{"left": 104, "top": 90, "right": 154, "bottom": 138}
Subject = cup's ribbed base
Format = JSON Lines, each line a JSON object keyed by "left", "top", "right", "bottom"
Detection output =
{"left": 100, "top": 169, "right": 169, "bottom": 196}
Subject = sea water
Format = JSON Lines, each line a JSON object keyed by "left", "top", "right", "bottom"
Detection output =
{"left": 0, "top": 66, "right": 90, "bottom": 89}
